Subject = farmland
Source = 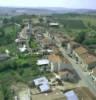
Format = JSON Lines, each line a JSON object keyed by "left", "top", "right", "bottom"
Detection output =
{"left": 58, "top": 19, "right": 86, "bottom": 29}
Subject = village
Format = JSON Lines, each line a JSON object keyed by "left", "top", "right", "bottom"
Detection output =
{"left": 0, "top": 14, "right": 96, "bottom": 100}
{"left": 6, "top": 17, "right": 95, "bottom": 100}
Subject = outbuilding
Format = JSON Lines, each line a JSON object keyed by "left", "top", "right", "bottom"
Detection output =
{"left": 33, "top": 77, "right": 50, "bottom": 93}
{"left": 64, "top": 90, "right": 78, "bottom": 100}
{"left": 37, "top": 59, "right": 49, "bottom": 66}
{"left": 33, "top": 77, "right": 49, "bottom": 86}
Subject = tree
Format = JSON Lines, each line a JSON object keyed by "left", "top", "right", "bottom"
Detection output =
{"left": 0, "top": 28, "right": 5, "bottom": 37}
{"left": 75, "top": 31, "right": 86, "bottom": 43}
{"left": 10, "top": 17, "right": 15, "bottom": 24}
{"left": 3, "top": 18, "right": 9, "bottom": 24}
{"left": 88, "top": 22, "right": 91, "bottom": 27}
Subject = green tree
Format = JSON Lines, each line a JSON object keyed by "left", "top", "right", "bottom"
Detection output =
{"left": 75, "top": 31, "right": 86, "bottom": 43}
{"left": 3, "top": 18, "right": 9, "bottom": 25}
{"left": 0, "top": 28, "right": 5, "bottom": 37}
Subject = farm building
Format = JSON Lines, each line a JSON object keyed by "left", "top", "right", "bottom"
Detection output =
{"left": 37, "top": 59, "right": 49, "bottom": 66}
{"left": 33, "top": 77, "right": 50, "bottom": 93}
{"left": 64, "top": 90, "right": 78, "bottom": 100}
{"left": 49, "top": 22, "right": 59, "bottom": 27}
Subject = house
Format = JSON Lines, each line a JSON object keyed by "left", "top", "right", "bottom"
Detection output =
{"left": 80, "top": 53, "right": 96, "bottom": 69}
{"left": 40, "top": 37, "right": 52, "bottom": 49}
{"left": 48, "top": 54, "right": 62, "bottom": 63}
{"left": 90, "top": 67, "right": 96, "bottom": 81}
{"left": 37, "top": 59, "right": 50, "bottom": 71}
{"left": 48, "top": 54, "right": 62, "bottom": 72}
{"left": 43, "top": 31, "right": 51, "bottom": 39}
{"left": 54, "top": 65, "right": 80, "bottom": 83}
{"left": 73, "top": 46, "right": 96, "bottom": 69}
{"left": 40, "top": 49, "right": 53, "bottom": 55}
{"left": 74, "top": 46, "right": 88, "bottom": 56}
{"left": 37, "top": 59, "right": 49, "bottom": 66}
{"left": 48, "top": 54, "right": 72, "bottom": 72}
{"left": 15, "top": 38, "right": 26, "bottom": 44}
{"left": 33, "top": 77, "right": 50, "bottom": 93}
{"left": 49, "top": 22, "right": 59, "bottom": 27}
{"left": 64, "top": 90, "right": 78, "bottom": 100}
{"left": 66, "top": 42, "right": 80, "bottom": 55}
{"left": 19, "top": 45, "right": 27, "bottom": 53}
{"left": 73, "top": 46, "right": 88, "bottom": 62}
{"left": 58, "top": 70, "right": 76, "bottom": 82}
{"left": 33, "top": 77, "right": 49, "bottom": 86}
{"left": 39, "top": 83, "right": 50, "bottom": 93}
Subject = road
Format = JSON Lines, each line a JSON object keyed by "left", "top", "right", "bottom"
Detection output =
{"left": 55, "top": 39, "right": 96, "bottom": 96}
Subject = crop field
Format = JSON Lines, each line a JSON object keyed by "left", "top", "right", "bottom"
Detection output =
{"left": 59, "top": 19, "right": 86, "bottom": 29}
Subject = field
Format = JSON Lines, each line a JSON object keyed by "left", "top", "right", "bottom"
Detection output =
{"left": 58, "top": 19, "right": 86, "bottom": 29}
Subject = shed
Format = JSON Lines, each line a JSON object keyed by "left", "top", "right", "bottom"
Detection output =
{"left": 37, "top": 59, "right": 49, "bottom": 66}
{"left": 64, "top": 90, "right": 78, "bottom": 100}
{"left": 39, "top": 84, "right": 50, "bottom": 92}
{"left": 19, "top": 45, "right": 27, "bottom": 53}
{"left": 49, "top": 22, "right": 59, "bottom": 26}
{"left": 33, "top": 77, "right": 48, "bottom": 86}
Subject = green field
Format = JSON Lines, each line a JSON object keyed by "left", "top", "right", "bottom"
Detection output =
{"left": 58, "top": 19, "right": 86, "bottom": 29}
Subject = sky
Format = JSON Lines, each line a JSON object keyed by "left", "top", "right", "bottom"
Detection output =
{"left": 0, "top": 0, "right": 96, "bottom": 9}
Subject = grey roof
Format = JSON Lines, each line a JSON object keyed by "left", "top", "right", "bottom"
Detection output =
{"left": 33, "top": 77, "right": 48, "bottom": 86}
{"left": 39, "top": 84, "right": 50, "bottom": 92}
{"left": 53, "top": 62, "right": 73, "bottom": 71}
{"left": 60, "top": 63, "right": 73, "bottom": 70}
{"left": 64, "top": 90, "right": 78, "bottom": 100}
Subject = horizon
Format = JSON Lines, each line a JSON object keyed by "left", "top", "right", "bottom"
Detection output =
{"left": 0, "top": 0, "right": 96, "bottom": 10}
{"left": 0, "top": 6, "right": 96, "bottom": 11}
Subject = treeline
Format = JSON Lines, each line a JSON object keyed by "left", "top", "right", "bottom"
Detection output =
{"left": 75, "top": 31, "right": 96, "bottom": 45}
